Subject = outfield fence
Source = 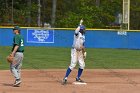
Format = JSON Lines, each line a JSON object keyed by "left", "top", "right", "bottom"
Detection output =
{"left": 0, "top": 27, "right": 140, "bottom": 49}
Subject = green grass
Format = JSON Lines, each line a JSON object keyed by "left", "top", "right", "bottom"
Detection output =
{"left": 0, "top": 46, "right": 140, "bottom": 70}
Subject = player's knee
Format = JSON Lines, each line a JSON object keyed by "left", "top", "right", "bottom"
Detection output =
{"left": 10, "top": 64, "right": 15, "bottom": 69}
{"left": 69, "top": 63, "right": 76, "bottom": 70}
{"left": 79, "top": 62, "right": 85, "bottom": 69}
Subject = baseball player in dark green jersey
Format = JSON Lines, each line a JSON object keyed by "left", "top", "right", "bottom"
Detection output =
{"left": 10, "top": 26, "right": 24, "bottom": 87}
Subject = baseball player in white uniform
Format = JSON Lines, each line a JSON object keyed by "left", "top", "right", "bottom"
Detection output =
{"left": 62, "top": 19, "right": 86, "bottom": 85}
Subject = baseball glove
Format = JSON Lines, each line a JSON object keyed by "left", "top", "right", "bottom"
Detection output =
{"left": 6, "top": 55, "right": 14, "bottom": 63}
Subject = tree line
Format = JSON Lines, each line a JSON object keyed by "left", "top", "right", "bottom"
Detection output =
{"left": 0, "top": 0, "right": 140, "bottom": 30}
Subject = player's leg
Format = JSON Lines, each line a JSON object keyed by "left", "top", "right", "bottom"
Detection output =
{"left": 10, "top": 52, "right": 23, "bottom": 86}
{"left": 62, "top": 49, "right": 78, "bottom": 85}
{"left": 76, "top": 51, "right": 85, "bottom": 82}
{"left": 16, "top": 53, "right": 23, "bottom": 86}
{"left": 16, "top": 53, "right": 23, "bottom": 80}
{"left": 10, "top": 64, "right": 20, "bottom": 81}
{"left": 64, "top": 49, "right": 78, "bottom": 79}
{"left": 10, "top": 64, "right": 21, "bottom": 87}
{"left": 64, "top": 67, "right": 72, "bottom": 80}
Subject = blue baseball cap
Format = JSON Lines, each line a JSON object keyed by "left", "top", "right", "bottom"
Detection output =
{"left": 79, "top": 25, "right": 85, "bottom": 30}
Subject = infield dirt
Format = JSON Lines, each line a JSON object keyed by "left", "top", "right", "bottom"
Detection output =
{"left": 0, "top": 69, "right": 140, "bottom": 93}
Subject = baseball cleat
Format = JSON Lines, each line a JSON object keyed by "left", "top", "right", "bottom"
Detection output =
{"left": 76, "top": 78, "right": 84, "bottom": 83}
{"left": 62, "top": 78, "right": 67, "bottom": 85}
{"left": 13, "top": 79, "right": 21, "bottom": 87}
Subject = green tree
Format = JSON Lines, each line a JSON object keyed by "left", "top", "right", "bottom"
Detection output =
{"left": 130, "top": 0, "right": 140, "bottom": 30}
{"left": 56, "top": 0, "right": 122, "bottom": 28}
{"left": 0, "top": 0, "right": 140, "bottom": 29}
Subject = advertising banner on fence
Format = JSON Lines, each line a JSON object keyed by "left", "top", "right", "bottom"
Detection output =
{"left": 27, "top": 29, "right": 54, "bottom": 43}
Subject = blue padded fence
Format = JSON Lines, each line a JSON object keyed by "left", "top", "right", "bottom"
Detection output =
{"left": 0, "top": 28, "right": 140, "bottom": 49}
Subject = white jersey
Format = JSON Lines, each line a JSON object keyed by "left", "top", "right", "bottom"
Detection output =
{"left": 72, "top": 26, "right": 85, "bottom": 50}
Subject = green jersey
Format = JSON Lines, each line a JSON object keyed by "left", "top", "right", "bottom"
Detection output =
{"left": 12, "top": 34, "right": 24, "bottom": 52}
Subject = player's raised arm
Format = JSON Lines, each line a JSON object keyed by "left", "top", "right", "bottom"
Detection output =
{"left": 75, "top": 19, "right": 84, "bottom": 36}
{"left": 75, "top": 26, "right": 80, "bottom": 36}
{"left": 79, "top": 19, "right": 83, "bottom": 25}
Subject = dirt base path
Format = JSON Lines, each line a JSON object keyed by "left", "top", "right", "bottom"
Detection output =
{"left": 0, "top": 69, "right": 140, "bottom": 93}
